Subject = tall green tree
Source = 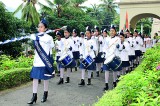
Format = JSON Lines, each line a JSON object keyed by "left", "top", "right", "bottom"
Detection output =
{"left": 13, "top": 0, "right": 40, "bottom": 26}
{"left": 0, "top": 2, "right": 30, "bottom": 57}
{"left": 100, "top": 0, "right": 117, "bottom": 14}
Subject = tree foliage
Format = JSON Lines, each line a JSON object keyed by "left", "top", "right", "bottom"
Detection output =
{"left": 0, "top": 2, "right": 30, "bottom": 57}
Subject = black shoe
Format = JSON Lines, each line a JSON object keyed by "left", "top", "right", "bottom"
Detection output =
{"left": 78, "top": 79, "right": 85, "bottom": 86}
{"left": 41, "top": 91, "right": 48, "bottom": 103}
{"left": 96, "top": 71, "right": 99, "bottom": 77}
{"left": 56, "top": 71, "right": 60, "bottom": 77}
{"left": 91, "top": 72, "right": 93, "bottom": 78}
{"left": 75, "top": 67, "right": 77, "bottom": 71}
{"left": 38, "top": 79, "right": 41, "bottom": 84}
{"left": 57, "top": 78, "right": 64, "bottom": 85}
{"left": 87, "top": 78, "right": 91, "bottom": 85}
{"left": 116, "top": 75, "right": 120, "bottom": 82}
{"left": 113, "top": 82, "right": 117, "bottom": 88}
{"left": 65, "top": 77, "right": 70, "bottom": 83}
{"left": 103, "top": 83, "right": 109, "bottom": 91}
{"left": 101, "top": 67, "right": 103, "bottom": 73}
{"left": 27, "top": 93, "right": 37, "bottom": 104}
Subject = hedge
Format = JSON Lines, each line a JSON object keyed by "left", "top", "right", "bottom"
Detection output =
{"left": 0, "top": 68, "right": 31, "bottom": 91}
{"left": 95, "top": 43, "right": 160, "bottom": 106}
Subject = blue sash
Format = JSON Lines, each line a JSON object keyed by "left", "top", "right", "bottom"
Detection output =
{"left": 33, "top": 36, "right": 54, "bottom": 75}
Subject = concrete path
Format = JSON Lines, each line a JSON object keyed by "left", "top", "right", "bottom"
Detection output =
{"left": 0, "top": 70, "right": 114, "bottom": 106}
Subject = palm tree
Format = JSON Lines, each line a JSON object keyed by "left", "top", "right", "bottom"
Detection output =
{"left": 71, "top": 0, "right": 87, "bottom": 8}
{"left": 13, "top": 0, "right": 40, "bottom": 26}
{"left": 39, "top": 0, "right": 69, "bottom": 18}
{"left": 100, "top": 0, "right": 117, "bottom": 14}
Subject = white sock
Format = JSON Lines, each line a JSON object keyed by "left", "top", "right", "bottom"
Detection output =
{"left": 117, "top": 71, "right": 121, "bottom": 76}
{"left": 113, "top": 71, "right": 117, "bottom": 82}
{"left": 33, "top": 79, "right": 38, "bottom": 93}
{"left": 67, "top": 68, "right": 71, "bottom": 77}
{"left": 56, "top": 63, "right": 60, "bottom": 72}
{"left": 126, "top": 67, "right": 129, "bottom": 71}
{"left": 81, "top": 69, "right": 85, "bottom": 79}
{"left": 88, "top": 71, "right": 92, "bottom": 78}
{"left": 60, "top": 68, "right": 64, "bottom": 78}
{"left": 105, "top": 71, "right": 109, "bottom": 83}
{"left": 44, "top": 80, "right": 49, "bottom": 91}
{"left": 122, "top": 68, "right": 125, "bottom": 75}
{"left": 96, "top": 63, "right": 101, "bottom": 72}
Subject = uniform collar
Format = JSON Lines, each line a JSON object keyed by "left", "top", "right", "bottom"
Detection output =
{"left": 87, "top": 37, "right": 91, "bottom": 40}
{"left": 111, "top": 35, "right": 115, "bottom": 38}
{"left": 65, "top": 37, "right": 69, "bottom": 39}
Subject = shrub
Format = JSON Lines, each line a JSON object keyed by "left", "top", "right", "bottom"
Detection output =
{"left": 95, "top": 43, "right": 160, "bottom": 106}
{"left": 0, "top": 68, "right": 31, "bottom": 91}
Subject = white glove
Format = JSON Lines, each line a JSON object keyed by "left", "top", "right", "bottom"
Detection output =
{"left": 30, "top": 34, "right": 36, "bottom": 40}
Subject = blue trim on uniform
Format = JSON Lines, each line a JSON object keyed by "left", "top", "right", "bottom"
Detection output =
{"left": 30, "top": 67, "right": 53, "bottom": 80}
{"left": 73, "top": 51, "right": 80, "bottom": 59}
{"left": 59, "top": 59, "right": 76, "bottom": 68}
{"left": 79, "top": 61, "right": 96, "bottom": 71}
{"left": 103, "top": 64, "right": 122, "bottom": 71}
{"left": 95, "top": 52, "right": 104, "bottom": 63}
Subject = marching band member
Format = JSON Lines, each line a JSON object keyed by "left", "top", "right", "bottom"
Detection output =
{"left": 102, "top": 29, "right": 110, "bottom": 72}
{"left": 57, "top": 26, "right": 76, "bottom": 85}
{"left": 126, "top": 29, "right": 136, "bottom": 71}
{"left": 118, "top": 31, "right": 130, "bottom": 75}
{"left": 94, "top": 26, "right": 104, "bottom": 77}
{"left": 72, "top": 29, "right": 80, "bottom": 71}
{"left": 133, "top": 30, "right": 143, "bottom": 66}
{"left": 102, "top": 25, "right": 121, "bottom": 91}
{"left": 55, "top": 31, "right": 63, "bottom": 76}
{"left": 146, "top": 35, "right": 152, "bottom": 49}
{"left": 78, "top": 26, "right": 97, "bottom": 86}
{"left": 79, "top": 32, "right": 85, "bottom": 49}
{"left": 28, "top": 19, "right": 55, "bottom": 104}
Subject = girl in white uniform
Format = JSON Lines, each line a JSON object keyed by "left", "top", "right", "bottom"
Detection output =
{"left": 72, "top": 29, "right": 80, "bottom": 71}
{"left": 57, "top": 26, "right": 76, "bottom": 85}
{"left": 55, "top": 31, "right": 63, "bottom": 76}
{"left": 78, "top": 26, "right": 97, "bottom": 86}
{"left": 117, "top": 31, "right": 130, "bottom": 75}
{"left": 102, "top": 25, "right": 122, "bottom": 91}
{"left": 102, "top": 29, "right": 110, "bottom": 72}
{"left": 94, "top": 26, "right": 104, "bottom": 77}
{"left": 28, "top": 19, "right": 55, "bottom": 104}
{"left": 126, "top": 30, "right": 136, "bottom": 71}
{"left": 133, "top": 30, "right": 143, "bottom": 66}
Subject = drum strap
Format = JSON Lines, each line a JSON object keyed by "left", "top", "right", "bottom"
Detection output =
{"left": 107, "top": 39, "right": 118, "bottom": 50}
{"left": 33, "top": 36, "right": 54, "bottom": 75}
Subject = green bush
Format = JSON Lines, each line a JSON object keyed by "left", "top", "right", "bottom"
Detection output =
{"left": 95, "top": 43, "right": 160, "bottom": 106}
{"left": 0, "top": 68, "right": 31, "bottom": 91}
{"left": 0, "top": 55, "right": 33, "bottom": 71}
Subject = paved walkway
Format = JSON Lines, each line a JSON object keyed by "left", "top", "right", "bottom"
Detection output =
{"left": 0, "top": 70, "right": 114, "bottom": 106}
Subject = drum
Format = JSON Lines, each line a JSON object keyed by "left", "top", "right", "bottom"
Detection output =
{"left": 104, "top": 54, "right": 121, "bottom": 71}
{"left": 82, "top": 55, "right": 94, "bottom": 68}
{"left": 59, "top": 54, "right": 73, "bottom": 66}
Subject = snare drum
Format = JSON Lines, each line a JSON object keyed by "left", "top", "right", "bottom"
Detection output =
{"left": 59, "top": 54, "right": 73, "bottom": 66}
{"left": 104, "top": 54, "right": 121, "bottom": 71}
{"left": 82, "top": 55, "right": 94, "bottom": 68}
